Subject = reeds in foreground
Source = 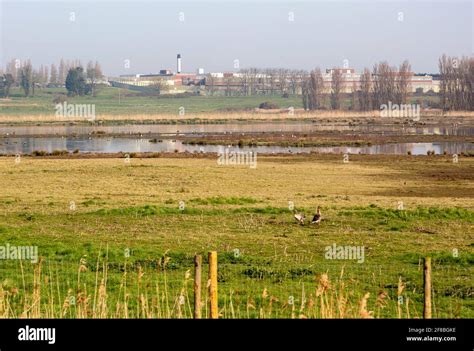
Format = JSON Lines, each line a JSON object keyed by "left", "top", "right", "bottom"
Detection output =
{"left": 0, "top": 255, "right": 465, "bottom": 319}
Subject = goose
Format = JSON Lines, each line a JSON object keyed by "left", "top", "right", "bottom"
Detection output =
{"left": 311, "top": 206, "right": 322, "bottom": 225}
{"left": 293, "top": 210, "right": 306, "bottom": 225}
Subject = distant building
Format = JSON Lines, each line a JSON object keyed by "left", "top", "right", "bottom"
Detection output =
{"left": 321, "top": 68, "right": 439, "bottom": 94}
{"left": 411, "top": 74, "right": 440, "bottom": 93}
{"left": 322, "top": 68, "right": 361, "bottom": 93}
{"left": 110, "top": 60, "right": 440, "bottom": 95}
{"left": 109, "top": 70, "right": 203, "bottom": 94}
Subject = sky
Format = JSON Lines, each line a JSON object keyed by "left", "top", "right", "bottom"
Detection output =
{"left": 0, "top": 0, "right": 472, "bottom": 76}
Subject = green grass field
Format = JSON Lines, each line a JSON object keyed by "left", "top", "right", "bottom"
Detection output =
{"left": 0, "top": 154, "right": 472, "bottom": 318}
{"left": 0, "top": 87, "right": 303, "bottom": 116}
{"left": 0, "top": 86, "right": 439, "bottom": 117}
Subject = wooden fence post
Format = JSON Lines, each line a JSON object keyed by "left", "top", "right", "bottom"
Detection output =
{"left": 208, "top": 251, "right": 218, "bottom": 319}
{"left": 194, "top": 255, "right": 202, "bottom": 319}
{"left": 423, "top": 257, "right": 432, "bottom": 319}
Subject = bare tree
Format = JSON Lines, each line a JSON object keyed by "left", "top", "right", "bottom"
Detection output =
{"left": 350, "top": 81, "right": 357, "bottom": 111}
{"left": 373, "top": 62, "right": 396, "bottom": 108}
{"left": 247, "top": 67, "right": 259, "bottom": 95}
{"left": 311, "top": 68, "right": 325, "bottom": 109}
{"left": 94, "top": 61, "right": 103, "bottom": 79}
{"left": 37, "top": 65, "right": 45, "bottom": 85}
{"left": 206, "top": 74, "right": 215, "bottom": 96}
{"left": 439, "top": 55, "right": 474, "bottom": 111}
{"left": 459, "top": 56, "right": 473, "bottom": 110}
{"left": 297, "top": 70, "right": 308, "bottom": 96}
{"left": 466, "top": 57, "right": 474, "bottom": 110}
{"left": 6, "top": 59, "right": 20, "bottom": 82}
{"left": 31, "top": 68, "right": 40, "bottom": 96}
{"left": 358, "top": 68, "right": 372, "bottom": 111}
{"left": 438, "top": 55, "right": 449, "bottom": 110}
{"left": 20, "top": 61, "right": 33, "bottom": 97}
{"left": 58, "top": 59, "right": 66, "bottom": 85}
{"left": 302, "top": 78, "right": 311, "bottom": 110}
{"left": 225, "top": 76, "right": 232, "bottom": 96}
{"left": 302, "top": 68, "right": 325, "bottom": 110}
{"left": 86, "top": 61, "right": 100, "bottom": 96}
{"left": 43, "top": 65, "right": 49, "bottom": 85}
{"left": 277, "top": 68, "right": 289, "bottom": 95}
{"left": 330, "top": 68, "right": 343, "bottom": 110}
{"left": 239, "top": 68, "right": 251, "bottom": 96}
{"left": 396, "top": 60, "right": 411, "bottom": 105}
{"left": 288, "top": 69, "right": 299, "bottom": 95}
{"left": 265, "top": 68, "right": 277, "bottom": 95}
{"left": 50, "top": 63, "right": 58, "bottom": 85}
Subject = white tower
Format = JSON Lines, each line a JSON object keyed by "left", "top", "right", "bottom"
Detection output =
{"left": 177, "top": 54, "right": 182, "bottom": 74}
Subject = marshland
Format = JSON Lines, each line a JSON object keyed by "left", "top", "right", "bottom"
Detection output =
{"left": 0, "top": 153, "right": 472, "bottom": 318}
{"left": 0, "top": 69, "right": 473, "bottom": 319}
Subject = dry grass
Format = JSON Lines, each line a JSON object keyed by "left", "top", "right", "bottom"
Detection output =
{"left": 1, "top": 155, "right": 472, "bottom": 213}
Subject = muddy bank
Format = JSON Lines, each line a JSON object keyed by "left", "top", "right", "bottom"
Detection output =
{"left": 1, "top": 116, "right": 473, "bottom": 141}
{"left": 3, "top": 130, "right": 473, "bottom": 146}
{"left": 2, "top": 150, "right": 474, "bottom": 160}
{"left": 1, "top": 110, "right": 474, "bottom": 126}
{"left": 180, "top": 132, "right": 474, "bottom": 147}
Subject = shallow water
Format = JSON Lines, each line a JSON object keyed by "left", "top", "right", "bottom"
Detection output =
{"left": 1, "top": 137, "right": 473, "bottom": 156}
{"left": 1, "top": 122, "right": 473, "bottom": 137}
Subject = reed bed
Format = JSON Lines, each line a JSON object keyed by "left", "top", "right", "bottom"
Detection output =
{"left": 1, "top": 110, "right": 473, "bottom": 123}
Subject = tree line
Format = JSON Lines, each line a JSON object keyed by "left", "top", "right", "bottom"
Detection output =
{"left": 204, "top": 68, "right": 307, "bottom": 96}
{"left": 302, "top": 60, "right": 413, "bottom": 111}
{"left": 438, "top": 55, "right": 473, "bottom": 111}
{"left": 0, "top": 59, "right": 103, "bottom": 97}
{"left": 232, "top": 56, "right": 472, "bottom": 112}
{"left": 1, "top": 55, "right": 472, "bottom": 111}
{"left": 304, "top": 56, "right": 473, "bottom": 112}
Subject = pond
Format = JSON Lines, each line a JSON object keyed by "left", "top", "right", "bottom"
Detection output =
{"left": 1, "top": 122, "right": 473, "bottom": 137}
{"left": 1, "top": 137, "right": 473, "bottom": 156}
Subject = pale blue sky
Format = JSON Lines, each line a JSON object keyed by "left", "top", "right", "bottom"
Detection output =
{"left": 1, "top": 0, "right": 472, "bottom": 75}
